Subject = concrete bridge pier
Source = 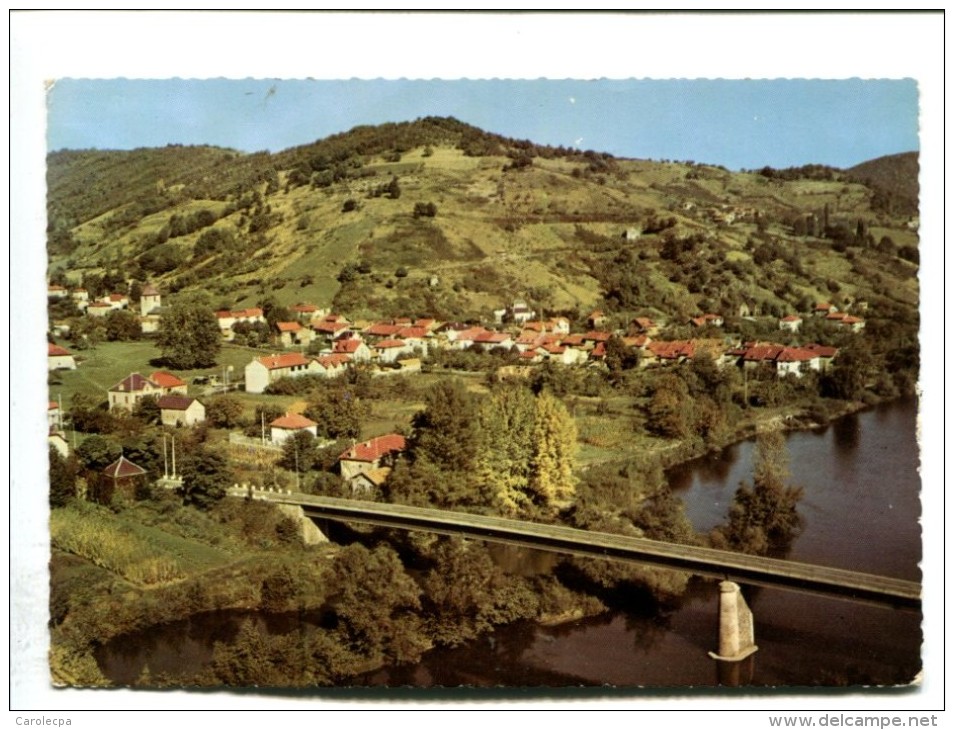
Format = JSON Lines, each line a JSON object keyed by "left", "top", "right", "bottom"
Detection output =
{"left": 708, "top": 581, "right": 758, "bottom": 663}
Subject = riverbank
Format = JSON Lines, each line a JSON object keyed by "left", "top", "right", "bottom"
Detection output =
{"left": 51, "top": 393, "right": 911, "bottom": 689}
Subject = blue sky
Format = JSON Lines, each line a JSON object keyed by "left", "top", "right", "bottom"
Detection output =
{"left": 46, "top": 78, "right": 918, "bottom": 171}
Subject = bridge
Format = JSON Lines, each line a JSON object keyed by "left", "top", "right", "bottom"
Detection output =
{"left": 231, "top": 487, "right": 920, "bottom": 610}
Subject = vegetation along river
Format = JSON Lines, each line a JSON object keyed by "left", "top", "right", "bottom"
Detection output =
{"left": 96, "top": 397, "right": 922, "bottom": 688}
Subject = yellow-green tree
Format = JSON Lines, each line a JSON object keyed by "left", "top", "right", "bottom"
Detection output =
{"left": 528, "top": 392, "right": 578, "bottom": 509}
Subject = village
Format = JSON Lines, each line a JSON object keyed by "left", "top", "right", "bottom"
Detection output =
{"left": 47, "top": 277, "right": 869, "bottom": 502}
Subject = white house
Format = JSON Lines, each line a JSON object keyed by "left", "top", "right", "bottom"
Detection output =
{"left": 244, "top": 352, "right": 319, "bottom": 394}
{"left": 140, "top": 284, "right": 161, "bottom": 316}
{"left": 48, "top": 343, "right": 77, "bottom": 371}
{"left": 270, "top": 413, "right": 318, "bottom": 445}
{"left": 779, "top": 315, "right": 803, "bottom": 333}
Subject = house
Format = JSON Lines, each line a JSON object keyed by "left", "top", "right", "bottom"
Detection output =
{"left": 587, "top": 310, "right": 608, "bottom": 329}
{"left": 473, "top": 331, "right": 514, "bottom": 351}
{"left": 105, "top": 293, "right": 129, "bottom": 310}
{"left": 646, "top": 340, "right": 696, "bottom": 365}
{"left": 339, "top": 434, "right": 406, "bottom": 481}
{"left": 314, "top": 354, "right": 351, "bottom": 378}
{"left": 775, "top": 347, "right": 819, "bottom": 378}
{"left": 270, "top": 413, "right": 318, "bottom": 445}
{"left": 779, "top": 315, "right": 803, "bottom": 333}
{"left": 158, "top": 395, "right": 206, "bottom": 427}
{"left": 150, "top": 370, "right": 188, "bottom": 396}
{"left": 373, "top": 339, "right": 411, "bottom": 363}
{"left": 332, "top": 338, "right": 372, "bottom": 362}
{"left": 363, "top": 322, "right": 403, "bottom": 339}
{"left": 349, "top": 467, "right": 392, "bottom": 497}
{"left": 108, "top": 373, "right": 164, "bottom": 411}
{"left": 140, "top": 284, "right": 161, "bottom": 316}
{"left": 244, "top": 353, "right": 319, "bottom": 394}
{"left": 839, "top": 315, "right": 866, "bottom": 333}
{"left": 47, "top": 284, "right": 68, "bottom": 299}
{"left": 510, "top": 301, "right": 535, "bottom": 325}
{"left": 814, "top": 302, "right": 838, "bottom": 317}
{"left": 86, "top": 301, "right": 113, "bottom": 318}
{"left": 48, "top": 401, "right": 62, "bottom": 430}
{"left": 629, "top": 317, "right": 658, "bottom": 336}
{"left": 275, "top": 321, "right": 315, "bottom": 348}
{"left": 802, "top": 344, "right": 839, "bottom": 371}
{"left": 48, "top": 343, "right": 77, "bottom": 371}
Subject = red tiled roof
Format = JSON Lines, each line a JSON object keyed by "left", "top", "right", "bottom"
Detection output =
{"left": 49, "top": 401, "right": 59, "bottom": 410}
{"left": 375, "top": 339, "right": 407, "bottom": 349}
{"left": 48, "top": 344, "right": 72, "bottom": 357}
{"left": 270, "top": 413, "right": 318, "bottom": 430}
{"left": 396, "top": 326, "right": 428, "bottom": 340}
{"left": 316, "top": 354, "right": 351, "bottom": 368}
{"left": 474, "top": 332, "right": 510, "bottom": 344}
{"left": 648, "top": 340, "right": 695, "bottom": 360}
{"left": 103, "top": 455, "right": 147, "bottom": 479}
{"left": 333, "top": 339, "right": 364, "bottom": 353}
{"left": 141, "top": 284, "right": 160, "bottom": 296}
{"left": 292, "top": 304, "right": 317, "bottom": 313}
{"left": 561, "top": 334, "right": 585, "bottom": 347}
{"left": 339, "top": 434, "right": 406, "bottom": 463}
{"left": 742, "top": 344, "right": 785, "bottom": 362}
{"left": 276, "top": 321, "right": 302, "bottom": 332}
{"left": 157, "top": 395, "right": 196, "bottom": 411}
{"left": 803, "top": 343, "right": 839, "bottom": 358}
{"left": 256, "top": 353, "right": 311, "bottom": 370}
{"left": 781, "top": 315, "right": 802, "bottom": 322}
{"left": 364, "top": 323, "right": 403, "bottom": 337}
{"left": 150, "top": 371, "right": 187, "bottom": 389}
{"left": 314, "top": 321, "right": 350, "bottom": 334}
{"left": 777, "top": 347, "right": 816, "bottom": 363}
{"left": 583, "top": 330, "right": 612, "bottom": 342}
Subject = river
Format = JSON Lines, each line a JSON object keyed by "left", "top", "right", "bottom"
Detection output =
{"left": 95, "top": 398, "right": 923, "bottom": 688}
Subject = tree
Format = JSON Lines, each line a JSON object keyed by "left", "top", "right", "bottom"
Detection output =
{"left": 205, "top": 395, "right": 245, "bottom": 428}
{"left": 407, "top": 380, "right": 481, "bottom": 473}
{"left": 49, "top": 446, "right": 78, "bottom": 507}
{"left": 279, "top": 430, "right": 321, "bottom": 473}
{"left": 647, "top": 374, "right": 692, "bottom": 438}
{"left": 387, "top": 176, "right": 401, "bottom": 199}
{"left": 132, "top": 395, "right": 161, "bottom": 425}
{"left": 527, "top": 392, "right": 578, "bottom": 509}
{"left": 76, "top": 434, "right": 122, "bottom": 471}
{"left": 304, "top": 387, "right": 366, "bottom": 440}
{"left": 179, "top": 445, "right": 233, "bottom": 509}
{"left": 156, "top": 301, "right": 220, "bottom": 369}
{"left": 711, "top": 430, "right": 803, "bottom": 555}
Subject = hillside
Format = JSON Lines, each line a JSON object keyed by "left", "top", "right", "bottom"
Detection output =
{"left": 46, "top": 118, "right": 919, "bottom": 325}
{"left": 846, "top": 151, "right": 919, "bottom": 217}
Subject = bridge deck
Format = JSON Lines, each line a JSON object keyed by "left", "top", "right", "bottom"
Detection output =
{"left": 235, "top": 489, "right": 921, "bottom": 609}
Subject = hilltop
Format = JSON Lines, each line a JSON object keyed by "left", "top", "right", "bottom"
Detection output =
{"left": 46, "top": 117, "right": 919, "bottom": 325}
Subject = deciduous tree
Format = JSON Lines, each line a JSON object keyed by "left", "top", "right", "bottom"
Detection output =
{"left": 156, "top": 301, "right": 220, "bottom": 369}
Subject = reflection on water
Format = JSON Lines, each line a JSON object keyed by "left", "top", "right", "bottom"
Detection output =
{"left": 96, "top": 399, "right": 922, "bottom": 689}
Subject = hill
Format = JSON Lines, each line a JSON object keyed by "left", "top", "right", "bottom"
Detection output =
{"left": 46, "top": 118, "right": 919, "bottom": 325}
{"left": 846, "top": 151, "right": 919, "bottom": 217}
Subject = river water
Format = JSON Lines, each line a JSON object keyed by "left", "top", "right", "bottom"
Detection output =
{"left": 96, "top": 398, "right": 923, "bottom": 688}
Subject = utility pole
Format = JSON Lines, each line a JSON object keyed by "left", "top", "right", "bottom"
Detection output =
{"left": 163, "top": 434, "right": 169, "bottom": 479}
{"left": 171, "top": 436, "right": 177, "bottom": 479}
